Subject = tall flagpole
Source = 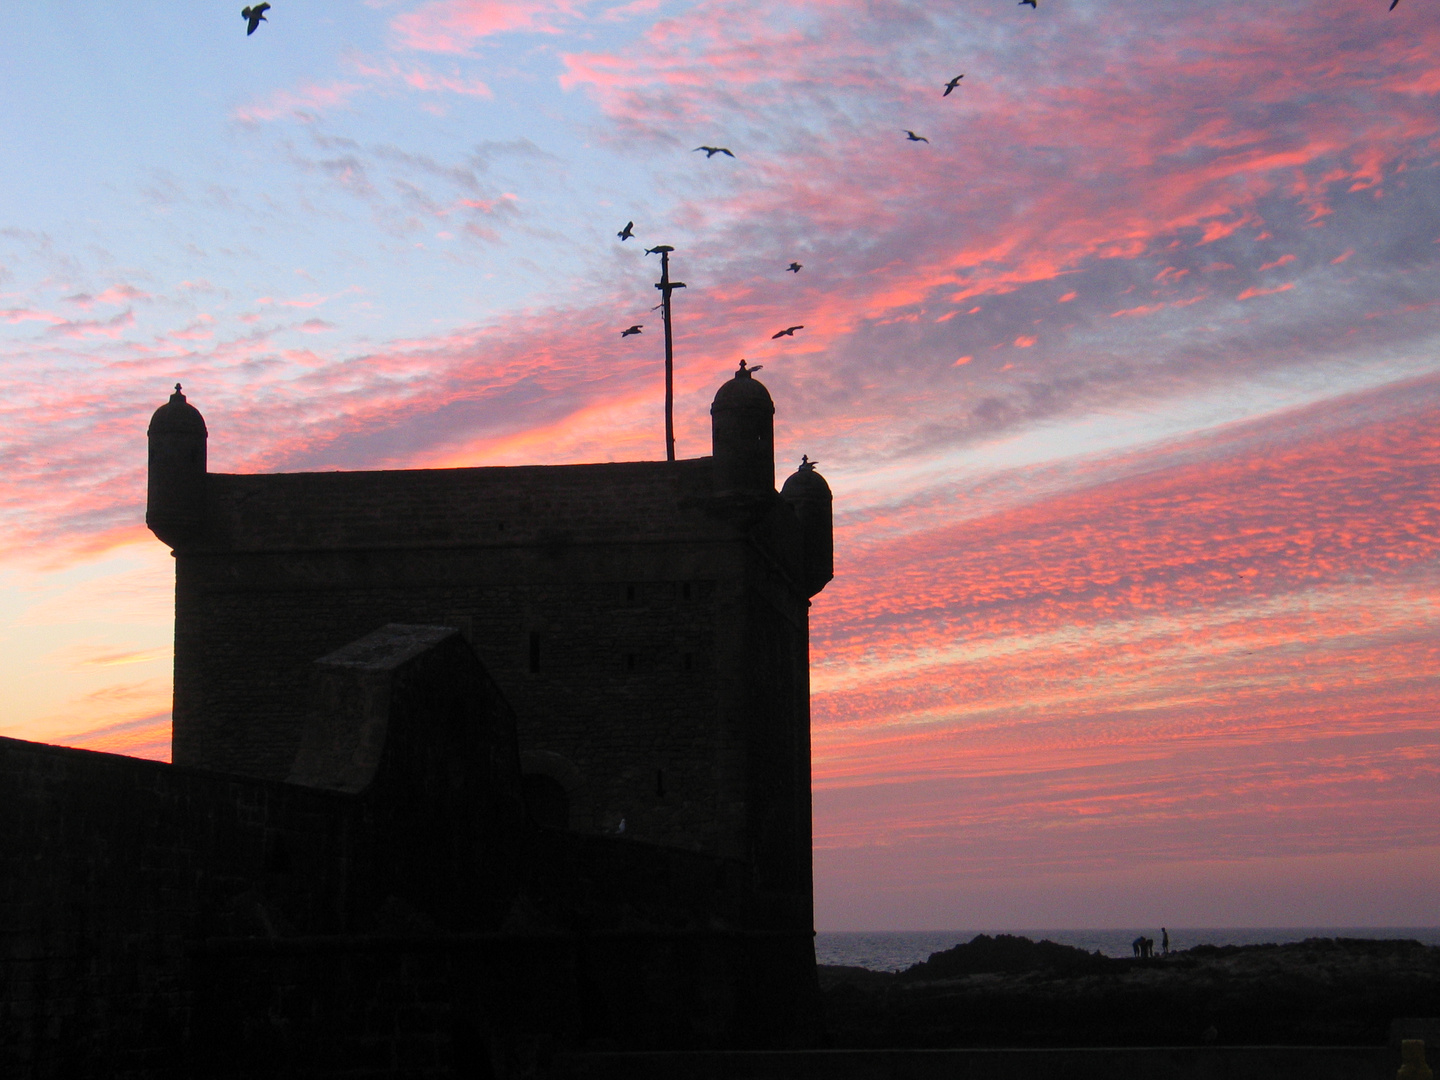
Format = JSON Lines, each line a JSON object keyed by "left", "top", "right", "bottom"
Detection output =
{"left": 652, "top": 246, "right": 685, "bottom": 462}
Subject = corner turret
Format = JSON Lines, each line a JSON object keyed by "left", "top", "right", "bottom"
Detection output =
{"left": 710, "top": 360, "right": 775, "bottom": 495}
{"left": 146, "top": 383, "right": 208, "bottom": 548}
{"left": 780, "top": 455, "right": 833, "bottom": 597}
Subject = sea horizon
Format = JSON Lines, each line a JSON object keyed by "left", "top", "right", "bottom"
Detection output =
{"left": 816, "top": 926, "right": 1440, "bottom": 972}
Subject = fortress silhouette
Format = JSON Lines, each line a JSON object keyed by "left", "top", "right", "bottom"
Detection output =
{"left": 1, "top": 364, "right": 832, "bottom": 1077}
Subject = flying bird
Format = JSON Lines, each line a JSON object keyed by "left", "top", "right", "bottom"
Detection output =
{"left": 241, "top": 3, "right": 270, "bottom": 34}
{"left": 1390, "top": 0, "right": 1401, "bottom": 9}
{"left": 621, "top": 325, "right": 643, "bottom": 337}
{"left": 772, "top": 325, "right": 805, "bottom": 339}
{"left": 905, "top": 131, "right": 929, "bottom": 143}
{"left": 617, "top": 221, "right": 634, "bottom": 241}
{"left": 943, "top": 76, "right": 964, "bottom": 96}
{"left": 1019, "top": 0, "right": 1036, "bottom": 7}
{"left": 694, "top": 146, "right": 735, "bottom": 158}
{"left": 787, "top": 262, "right": 803, "bottom": 273}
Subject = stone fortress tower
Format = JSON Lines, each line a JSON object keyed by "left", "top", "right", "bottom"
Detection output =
{"left": 147, "top": 363, "right": 832, "bottom": 920}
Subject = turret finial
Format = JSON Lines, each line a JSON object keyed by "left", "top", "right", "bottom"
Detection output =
{"left": 799, "top": 455, "right": 817, "bottom": 471}
{"left": 175, "top": 383, "right": 182, "bottom": 394}
{"left": 737, "top": 359, "right": 762, "bottom": 376}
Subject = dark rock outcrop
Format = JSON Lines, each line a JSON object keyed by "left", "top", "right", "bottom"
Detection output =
{"left": 896, "top": 933, "right": 1112, "bottom": 980}
{"left": 820, "top": 937, "right": 1440, "bottom": 1048}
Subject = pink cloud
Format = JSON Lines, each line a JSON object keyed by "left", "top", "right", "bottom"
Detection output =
{"left": 552, "top": 0, "right": 1440, "bottom": 363}
{"left": 804, "top": 379, "right": 1440, "bottom": 888}
{"left": 0, "top": 307, "right": 62, "bottom": 326}
{"left": 1258, "top": 254, "right": 1297, "bottom": 271}
{"left": 47, "top": 309, "right": 135, "bottom": 339}
{"left": 232, "top": 81, "right": 362, "bottom": 124}
{"left": 1237, "top": 282, "right": 1295, "bottom": 300}
{"left": 63, "top": 284, "right": 151, "bottom": 310}
{"left": 391, "top": 0, "right": 575, "bottom": 53}
{"left": 345, "top": 53, "right": 494, "bottom": 98}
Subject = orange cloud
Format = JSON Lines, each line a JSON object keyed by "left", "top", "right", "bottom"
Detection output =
{"left": 1237, "top": 282, "right": 1295, "bottom": 300}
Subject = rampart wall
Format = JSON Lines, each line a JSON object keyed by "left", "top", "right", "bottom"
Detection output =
{"left": 0, "top": 626, "right": 821, "bottom": 1078}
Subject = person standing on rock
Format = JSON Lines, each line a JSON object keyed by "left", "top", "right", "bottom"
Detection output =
{"left": 1162, "top": 928, "right": 1170, "bottom": 955}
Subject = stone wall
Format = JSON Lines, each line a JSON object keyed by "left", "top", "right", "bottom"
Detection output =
{"left": 171, "top": 458, "right": 814, "bottom": 894}
{"left": 0, "top": 736, "right": 354, "bottom": 1076}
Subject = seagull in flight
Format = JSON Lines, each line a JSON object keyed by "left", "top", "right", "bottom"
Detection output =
{"left": 1019, "top": 0, "right": 1036, "bottom": 7}
{"left": 772, "top": 325, "right": 805, "bottom": 339}
{"left": 943, "top": 76, "right": 964, "bottom": 96}
{"left": 621, "top": 325, "right": 643, "bottom": 337}
{"left": 617, "top": 221, "right": 634, "bottom": 241}
{"left": 787, "top": 262, "right": 803, "bottom": 274}
{"left": 694, "top": 146, "right": 735, "bottom": 158}
{"left": 241, "top": 3, "right": 270, "bottom": 34}
{"left": 1390, "top": 0, "right": 1401, "bottom": 9}
{"left": 905, "top": 131, "right": 929, "bottom": 143}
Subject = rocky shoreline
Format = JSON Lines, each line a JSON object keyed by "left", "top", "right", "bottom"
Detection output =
{"left": 818, "top": 936, "right": 1440, "bottom": 1048}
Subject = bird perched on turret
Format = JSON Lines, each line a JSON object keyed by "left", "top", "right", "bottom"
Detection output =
{"left": 772, "top": 325, "right": 805, "bottom": 339}
{"left": 905, "top": 130, "right": 929, "bottom": 143}
{"left": 694, "top": 146, "right": 735, "bottom": 158}
{"left": 621, "top": 325, "right": 643, "bottom": 337}
{"left": 943, "top": 76, "right": 964, "bottom": 96}
{"left": 617, "top": 221, "right": 634, "bottom": 241}
{"left": 787, "top": 262, "right": 803, "bottom": 273}
{"left": 645, "top": 245, "right": 673, "bottom": 256}
{"left": 241, "top": 3, "right": 270, "bottom": 34}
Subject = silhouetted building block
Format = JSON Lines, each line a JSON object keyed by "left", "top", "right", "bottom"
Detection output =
{"left": 0, "top": 363, "right": 836, "bottom": 1075}
{"left": 147, "top": 362, "right": 833, "bottom": 926}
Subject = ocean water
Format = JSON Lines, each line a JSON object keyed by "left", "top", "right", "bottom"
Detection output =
{"left": 816, "top": 928, "right": 1440, "bottom": 972}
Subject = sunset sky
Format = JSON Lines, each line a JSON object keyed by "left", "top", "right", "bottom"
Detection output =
{"left": 2, "top": 0, "right": 1438, "bottom": 930}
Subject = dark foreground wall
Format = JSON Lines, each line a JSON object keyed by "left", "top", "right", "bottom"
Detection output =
{"left": 550, "top": 1046, "right": 1395, "bottom": 1080}
{"left": 1, "top": 737, "right": 354, "bottom": 1076}
{"left": 0, "top": 626, "right": 819, "bottom": 1079}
